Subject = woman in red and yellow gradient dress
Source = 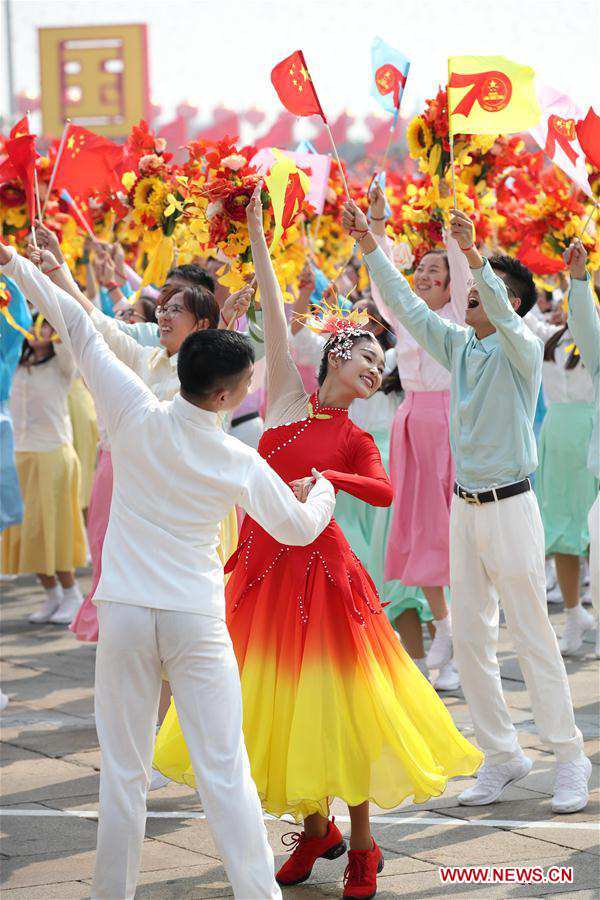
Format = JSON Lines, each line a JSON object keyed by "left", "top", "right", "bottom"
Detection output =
{"left": 154, "top": 192, "right": 482, "bottom": 898}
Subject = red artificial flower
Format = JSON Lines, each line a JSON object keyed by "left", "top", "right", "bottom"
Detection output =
{"left": 0, "top": 182, "right": 26, "bottom": 208}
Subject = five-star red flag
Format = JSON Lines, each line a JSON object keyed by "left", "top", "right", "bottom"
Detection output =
{"left": 576, "top": 107, "right": 600, "bottom": 170}
{"left": 271, "top": 50, "right": 326, "bottom": 121}
{"left": 52, "top": 124, "right": 123, "bottom": 201}
{"left": 0, "top": 116, "right": 38, "bottom": 224}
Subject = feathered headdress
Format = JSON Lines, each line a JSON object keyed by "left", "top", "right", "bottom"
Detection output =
{"left": 293, "top": 285, "right": 371, "bottom": 360}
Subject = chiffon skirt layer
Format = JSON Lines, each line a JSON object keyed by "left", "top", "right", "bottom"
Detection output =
{"left": 68, "top": 377, "right": 99, "bottom": 510}
{"left": 335, "top": 427, "right": 431, "bottom": 623}
{"left": 385, "top": 391, "right": 454, "bottom": 587}
{"left": 70, "top": 447, "right": 113, "bottom": 642}
{"left": 535, "top": 402, "right": 599, "bottom": 556}
{"left": 154, "top": 523, "right": 482, "bottom": 821}
{"left": 1, "top": 443, "right": 86, "bottom": 575}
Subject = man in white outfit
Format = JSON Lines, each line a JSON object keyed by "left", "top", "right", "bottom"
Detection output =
{"left": 343, "top": 200, "right": 591, "bottom": 816}
{"left": 1, "top": 244, "right": 336, "bottom": 900}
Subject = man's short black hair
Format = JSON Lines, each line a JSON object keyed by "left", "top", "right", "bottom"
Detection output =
{"left": 167, "top": 263, "right": 215, "bottom": 293}
{"left": 178, "top": 329, "right": 254, "bottom": 398}
{"left": 488, "top": 255, "right": 537, "bottom": 317}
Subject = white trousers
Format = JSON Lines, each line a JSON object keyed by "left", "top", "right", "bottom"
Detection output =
{"left": 450, "top": 491, "right": 583, "bottom": 766}
{"left": 91, "top": 602, "right": 281, "bottom": 900}
{"left": 588, "top": 493, "right": 599, "bottom": 617}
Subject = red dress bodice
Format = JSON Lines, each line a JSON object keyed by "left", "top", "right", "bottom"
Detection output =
{"left": 225, "top": 393, "right": 393, "bottom": 624}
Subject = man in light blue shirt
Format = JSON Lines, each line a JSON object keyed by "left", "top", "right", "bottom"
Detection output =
{"left": 566, "top": 238, "right": 600, "bottom": 658}
{"left": 341, "top": 200, "right": 590, "bottom": 815}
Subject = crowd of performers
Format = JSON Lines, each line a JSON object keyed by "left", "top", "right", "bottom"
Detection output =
{"left": 0, "top": 181, "right": 598, "bottom": 900}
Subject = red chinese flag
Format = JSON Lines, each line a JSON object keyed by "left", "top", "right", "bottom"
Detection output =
{"left": 271, "top": 50, "right": 326, "bottom": 121}
{"left": 10, "top": 116, "right": 31, "bottom": 139}
{"left": 0, "top": 117, "right": 37, "bottom": 223}
{"left": 52, "top": 125, "right": 123, "bottom": 200}
{"left": 576, "top": 107, "right": 600, "bottom": 170}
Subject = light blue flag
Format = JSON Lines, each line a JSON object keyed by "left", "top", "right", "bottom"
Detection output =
{"left": 371, "top": 37, "right": 410, "bottom": 119}
{"left": 295, "top": 139, "right": 318, "bottom": 154}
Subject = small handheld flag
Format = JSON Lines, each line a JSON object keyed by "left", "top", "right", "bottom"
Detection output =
{"left": 448, "top": 55, "right": 540, "bottom": 135}
{"left": 576, "top": 107, "right": 600, "bottom": 170}
{"left": 371, "top": 37, "right": 410, "bottom": 120}
{"left": 271, "top": 50, "right": 350, "bottom": 198}
{"left": 530, "top": 85, "right": 593, "bottom": 199}
{"left": 265, "top": 149, "right": 311, "bottom": 250}
{"left": 0, "top": 116, "right": 38, "bottom": 229}
{"left": 271, "top": 51, "right": 325, "bottom": 121}
{"left": 52, "top": 124, "right": 122, "bottom": 201}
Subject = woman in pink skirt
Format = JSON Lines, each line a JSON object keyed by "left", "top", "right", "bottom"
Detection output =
{"left": 368, "top": 185, "right": 470, "bottom": 676}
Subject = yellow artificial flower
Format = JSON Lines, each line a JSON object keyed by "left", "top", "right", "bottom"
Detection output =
{"left": 5, "top": 206, "right": 27, "bottom": 228}
{"left": 428, "top": 143, "right": 442, "bottom": 177}
{"left": 133, "top": 177, "right": 168, "bottom": 221}
{"left": 407, "top": 116, "right": 432, "bottom": 160}
{"left": 122, "top": 171, "right": 137, "bottom": 192}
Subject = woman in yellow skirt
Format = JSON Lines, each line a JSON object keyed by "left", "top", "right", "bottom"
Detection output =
{"left": 67, "top": 376, "right": 98, "bottom": 517}
{"left": 2, "top": 314, "right": 86, "bottom": 624}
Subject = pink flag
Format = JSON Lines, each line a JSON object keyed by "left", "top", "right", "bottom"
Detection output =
{"left": 529, "top": 85, "right": 593, "bottom": 198}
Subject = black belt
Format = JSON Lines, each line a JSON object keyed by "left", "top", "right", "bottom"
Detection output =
{"left": 453, "top": 478, "right": 531, "bottom": 505}
{"left": 230, "top": 411, "right": 261, "bottom": 428}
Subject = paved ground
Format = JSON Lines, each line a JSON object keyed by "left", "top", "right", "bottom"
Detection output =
{"left": 1, "top": 570, "right": 599, "bottom": 899}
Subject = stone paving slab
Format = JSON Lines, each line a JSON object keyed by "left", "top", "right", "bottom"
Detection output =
{"left": 2, "top": 571, "right": 599, "bottom": 898}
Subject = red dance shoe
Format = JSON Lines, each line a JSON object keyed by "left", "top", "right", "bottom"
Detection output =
{"left": 276, "top": 817, "right": 347, "bottom": 886}
{"left": 343, "top": 839, "right": 384, "bottom": 899}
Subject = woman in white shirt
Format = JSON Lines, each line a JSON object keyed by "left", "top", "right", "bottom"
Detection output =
{"left": 529, "top": 310, "right": 598, "bottom": 655}
{"left": 367, "top": 185, "right": 471, "bottom": 678}
{"left": 1, "top": 315, "right": 87, "bottom": 624}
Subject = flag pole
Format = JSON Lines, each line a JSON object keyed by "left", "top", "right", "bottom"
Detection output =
{"left": 579, "top": 201, "right": 598, "bottom": 239}
{"left": 41, "top": 119, "right": 70, "bottom": 218}
{"left": 62, "top": 191, "right": 96, "bottom": 240}
{"left": 380, "top": 108, "right": 400, "bottom": 174}
{"left": 25, "top": 110, "right": 38, "bottom": 250}
{"left": 33, "top": 166, "right": 42, "bottom": 223}
{"left": 449, "top": 134, "right": 458, "bottom": 208}
{"left": 324, "top": 121, "right": 351, "bottom": 200}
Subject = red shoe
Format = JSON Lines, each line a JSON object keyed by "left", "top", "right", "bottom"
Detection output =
{"left": 343, "top": 839, "right": 384, "bottom": 899}
{"left": 276, "top": 817, "right": 347, "bottom": 886}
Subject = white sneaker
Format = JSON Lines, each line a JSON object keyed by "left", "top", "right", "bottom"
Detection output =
{"left": 49, "top": 584, "right": 83, "bottom": 624}
{"left": 149, "top": 768, "right": 171, "bottom": 791}
{"left": 434, "top": 660, "right": 461, "bottom": 691}
{"left": 426, "top": 616, "right": 453, "bottom": 669}
{"left": 559, "top": 606, "right": 595, "bottom": 656}
{"left": 29, "top": 586, "right": 63, "bottom": 623}
{"left": 0, "top": 690, "right": 9, "bottom": 712}
{"left": 580, "top": 589, "right": 593, "bottom": 607}
{"left": 552, "top": 756, "right": 592, "bottom": 814}
{"left": 458, "top": 754, "right": 533, "bottom": 805}
{"left": 413, "top": 657, "right": 429, "bottom": 677}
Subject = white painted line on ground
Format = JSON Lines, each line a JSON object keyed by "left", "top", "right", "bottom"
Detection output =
{"left": 0, "top": 809, "right": 597, "bottom": 830}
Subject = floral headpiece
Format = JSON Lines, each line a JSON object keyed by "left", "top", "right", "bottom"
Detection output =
{"left": 294, "top": 286, "right": 371, "bottom": 361}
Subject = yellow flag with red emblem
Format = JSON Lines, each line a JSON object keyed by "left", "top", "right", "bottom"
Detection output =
{"left": 265, "top": 149, "right": 310, "bottom": 251}
{"left": 448, "top": 55, "right": 541, "bottom": 135}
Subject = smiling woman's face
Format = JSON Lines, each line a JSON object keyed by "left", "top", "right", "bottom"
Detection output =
{"left": 328, "top": 336, "right": 385, "bottom": 400}
{"left": 156, "top": 289, "right": 203, "bottom": 355}
{"left": 413, "top": 253, "right": 451, "bottom": 310}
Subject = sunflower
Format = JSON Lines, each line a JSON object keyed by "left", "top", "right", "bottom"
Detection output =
{"left": 407, "top": 116, "right": 433, "bottom": 160}
{"left": 133, "top": 177, "right": 168, "bottom": 221}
